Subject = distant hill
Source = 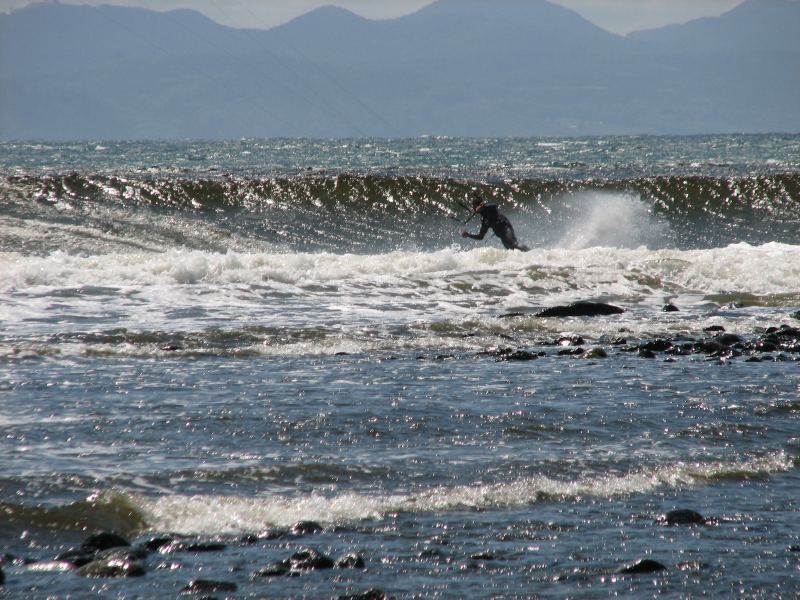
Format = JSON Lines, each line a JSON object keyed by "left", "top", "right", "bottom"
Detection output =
{"left": 1, "top": 0, "right": 798, "bottom": 139}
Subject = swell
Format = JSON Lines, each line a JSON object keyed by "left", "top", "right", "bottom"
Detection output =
{"left": 2, "top": 451, "right": 792, "bottom": 537}
{"left": 2, "top": 173, "right": 800, "bottom": 253}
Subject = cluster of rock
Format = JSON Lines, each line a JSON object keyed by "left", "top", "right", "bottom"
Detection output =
{"left": 488, "top": 302, "right": 800, "bottom": 363}
{"left": 3, "top": 510, "right": 800, "bottom": 595}
{"left": 3, "top": 524, "right": 383, "bottom": 599}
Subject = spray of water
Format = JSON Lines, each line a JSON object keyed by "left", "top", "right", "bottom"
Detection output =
{"left": 530, "top": 191, "right": 672, "bottom": 250}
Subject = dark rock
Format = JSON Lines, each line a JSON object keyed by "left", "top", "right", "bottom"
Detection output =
{"left": 54, "top": 549, "right": 97, "bottom": 568}
{"left": 290, "top": 521, "right": 324, "bottom": 535}
{"left": 252, "top": 563, "right": 291, "bottom": 578}
{"left": 662, "top": 303, "right": 680, "bottom": 312}
{"left": 139, "top": 536, "right": 176, "bottom": 552}
{"left": 791, "top": 311, "right": 800, "bottom": 320}
{"left": 789, "top": 545, "right": 800, "bottom": 552}
{"left": 0, "top": 566, "right": 4, "bottom": 585}
{"left": 339, "top": 590, "right": 387, "bottom": 600}
{"left": 497, "top": 349, "right": 538, "bottom": 361}
{"left": 257, "top": 528, "right": 286, "bottom": 540}
{"left": 715, "top": 333, "right": 743, "bottom": 346}
{"left": 638, "top": 348, "right": 656, "bottom": 359}
{"left": 639, "top": 339, "right": 673, "bottom": 352}
{"left": 663, "top": 509, "right": 705, "bottom": 525}
{"left": 181, "top": 579, "right": 238, "bottom": 594}
{"left": 618, "top": 558, "right": 667, "bottom": 574}
{"left": 335, "top": 553, "right": 366, "bottom": 569}
{"left": 286, "top": 548, "right": 334, "bottom": 571}
{"left": 470, "top": 551, "right": 496, "bottom": 560}
{"left": 556, "top": 335, "right": 585, "bottom": 346}
{"left": 704, "top": 325, "right": 725, "bottom": 332}
{"left": 536, "top": 301, "right": 624, "bottom": 318}
{"left": 80, "top": 532, "right": 131, "bottom": 553}
{"left": 583, "top": 347, "right": 608, "bottom": 359}
{"left": 557, "top": 347, "right": 584, "bottom": 356}
{"left": 159, "top": 541, "right": 226, "bottom": 554}
{"left": 498, "top": 312, "right": 525, "bottom": 319}
{"left": 76, "top": 552, "right": 146, "bottom": 578}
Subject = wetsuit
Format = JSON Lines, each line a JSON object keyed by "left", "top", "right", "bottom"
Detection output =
{"left": 467, "top": 203, "right": 529, "bottom": 251}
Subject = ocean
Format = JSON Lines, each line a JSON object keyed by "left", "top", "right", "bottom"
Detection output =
{"left": 1, "top": 135, "right": 799, "bottom": 598}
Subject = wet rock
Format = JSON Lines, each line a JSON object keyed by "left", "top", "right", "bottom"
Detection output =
{"left": 640, "top": 339, "right": 674, "bottom": 352}
{"left": 181, "top": 579, "right": 238, "bottom": 594}
{"left": 583, "top": 347, "right": 608, "bottom": 359}
{"left": 704, "top": 325, "right": 725, "bottom": 332}
{"left": 498, "top": 312, "right": 525, "bottom": 319}
{"left": 715, "top": 333, "right": 743, "bottom": 346}
{"left": 0, "top": 566, "right": 4, "bottom": 585}
{"left": 638, "top": 348, "right": 656, "bottom": 359}
{"left": 139, "top": 536, "right": 176, "bottom": 552}
{"left": 75, "top": 549, "right": 146, "bottom": 578}
{"left": 470, "top": 551, "right": 496, "bottom": 560}
{"left": 286, "top": 548, "right": 334, "bottom": 571}
{"left": 252, "top": 563, "right": 291, "bottom": 578}
{"left": 257, "top": 528, "right": 287, "bottom": 540}
{"left": 617, "top": 558, "right": 667, "bottom": 574}
{"left": 335, "top": 553, "right": 366, "bottom": 569}
{"left": 497, "top": 349, "right": 539, "bottom": 361}
{"left": 290, "top": 521, "right": 324, "bottom": 536}
{"left": 557, "top": 347, "right": 584, "bottom": 356}
{"left": 159, "top": 541, "right": 227, "bottom": 554}
{"left": 663, "top": 509, "right": 705, "bottom": 525}
{"left": 339, "top": 590, "right": 387, "bottom": 600}
{"left": 662, "top": 303, "right": 680, "bottom": 312}
{"left": 789, "top": 545, "right": 800, "bottom": 552}
{"left": 81, "top": 532, "right": 131, "bottom": 552}
{"left": 556, "top": 335, "right": 585, "bottom": 346}
{"left": 535, "top": 301, "right": 624, "bottom": 318}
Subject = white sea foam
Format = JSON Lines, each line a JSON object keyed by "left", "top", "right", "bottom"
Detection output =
{"left": 133, "top": 451, "right": 793, "bottom": 535}
{"left": 3, "top": 243, "right": 800, "bottom": 345}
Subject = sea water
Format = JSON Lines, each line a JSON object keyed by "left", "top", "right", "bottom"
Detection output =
{"left": 1, "top": 136, "right": 799, "bottom": 598}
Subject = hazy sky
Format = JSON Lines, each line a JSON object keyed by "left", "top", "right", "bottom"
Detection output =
{"left": 1, "top": 0, "right": 749, "bottom": 34}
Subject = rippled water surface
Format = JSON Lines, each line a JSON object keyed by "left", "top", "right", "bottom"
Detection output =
{"left": 1, "top": 136, "right": 799, "bottom": 598}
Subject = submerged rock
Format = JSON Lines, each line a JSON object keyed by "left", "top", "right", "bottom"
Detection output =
{"left": 582, "top": 347, "right": 608, "bottom": 359}
{"left": 497, "top": 349, "right": 539, "bottom": 361}
{"left": 80, "top": 532, "right": 131, "bottom": 552}
{"left": 181, "top": 579, "right": 238, "bottom": 594}
{"left": 339, "top": 590, "right": 387, "bottom": 600}
{"left": 287, "top": 548, "right": 335, "bottom": 571}
{"left": 663, "top": 509, "right": 705, "bottom": 525}
{"left": 618, "top": 558, "right": 667, "bottom": 574}
{"left": 535, "top": 301, "right": 625, "bottom": 318}
{"left": 75, "top": 549, "right": 146, "bottom": 578}
{"left": 56, "top": 532, "right": 135, "bottom": 568}
{"left": 290, "top": 521, "right": 324, "bottom": 536}
{"left": 159, "top": 541, "right": 227, "bottom": 554}
{"left": 662, "top": 303, "right": 680, "bottom": 312}
{"left": 335, "top": 553, "right": 366, "bottom": 569}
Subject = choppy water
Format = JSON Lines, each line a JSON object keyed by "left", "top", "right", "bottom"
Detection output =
{"left": 1, "top": 136, "right": 799, "bottom": 598}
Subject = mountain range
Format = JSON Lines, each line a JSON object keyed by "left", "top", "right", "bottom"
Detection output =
{"left": 1, "top": 0, "right": 798, "bottom": 139}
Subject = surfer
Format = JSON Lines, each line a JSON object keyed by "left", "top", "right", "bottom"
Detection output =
{"left": 461, "top": 196, "right": 529, "bottom": 251}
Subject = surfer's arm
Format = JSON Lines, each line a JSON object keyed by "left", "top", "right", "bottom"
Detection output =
{"left": 461, "top": 221, "right": 489, "bottom": 240}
